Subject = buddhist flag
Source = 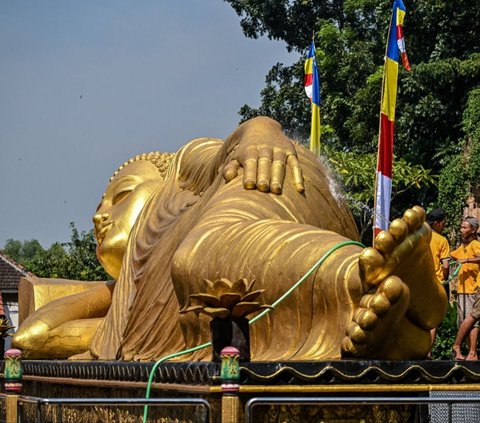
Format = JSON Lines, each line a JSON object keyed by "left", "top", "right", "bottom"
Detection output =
{"left": 304, "top": 41, "right": 321, "bottom": 155}
{"left": 373, "top": 0, "right": 411, "bottom": 237}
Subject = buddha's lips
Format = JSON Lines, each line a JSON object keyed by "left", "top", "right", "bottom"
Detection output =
{"left": 95, "top": 221, "right": 113, "bottom": 245}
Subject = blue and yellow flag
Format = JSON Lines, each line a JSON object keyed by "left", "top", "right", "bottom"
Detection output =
{"left": 304, "top": 41, "right": 321, "bottom": 156}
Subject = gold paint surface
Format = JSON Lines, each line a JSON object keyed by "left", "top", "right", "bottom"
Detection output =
{"left": 13, "top": 282, "right": 113, "bottom": 358}
{"left": 14, "top": 117, "right": 446, "bottom": 362}
{"left": 221, "top": 395, "right": 240, "bottom": 423}
{"left": 18, "top": 276, "right": 106, "bottom": 325}
{"left": 94, "top": 156, "right": 171, "bottom": 279}
{"left": 6, "top": 395, "right": 18, "bottom": 423}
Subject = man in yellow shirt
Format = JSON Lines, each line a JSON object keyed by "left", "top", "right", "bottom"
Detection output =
{"left": 451, "top": 216, "right": 480, "bottom": 360}
{"left": 426, "top": 208, "right": 450, "bottom": 358}
{"left": 428, "top": 208, "right": 450, "bottom": 287}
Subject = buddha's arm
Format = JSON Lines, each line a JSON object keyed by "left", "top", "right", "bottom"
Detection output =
{"left": 13, "top": 282, "right": 113, "bottom": 358}
{"left": 18, "top": 277, "right": 110, "bottom": 324}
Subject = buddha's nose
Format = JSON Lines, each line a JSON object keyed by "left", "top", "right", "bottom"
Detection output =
{"left": 93, "top": 213, "right": 110, "bottom": 226}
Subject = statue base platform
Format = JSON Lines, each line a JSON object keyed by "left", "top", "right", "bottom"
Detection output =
{"left": 2, "top": 359, "right": 480, "bottom": 422}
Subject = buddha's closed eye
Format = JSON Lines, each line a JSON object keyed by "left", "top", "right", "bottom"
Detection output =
{"left": 112, "top": 190, "right": 132, "bottom": 205}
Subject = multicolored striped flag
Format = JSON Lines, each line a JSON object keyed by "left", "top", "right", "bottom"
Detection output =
{"left": 373, "top": 0, "right": 411, "bottom": 237}
{"left": 304, "top": 41, "right": 321, "bottom": 155}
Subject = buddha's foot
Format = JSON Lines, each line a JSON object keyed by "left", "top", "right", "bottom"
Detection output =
{"left": 342, "top": 206, "right": 443, "bottom": 358}
{"left": 342, "top": 276, "right": 409, "bottom": 357}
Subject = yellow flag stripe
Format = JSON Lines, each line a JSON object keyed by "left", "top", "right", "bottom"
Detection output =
{"left": 380, "top": 57, "right": 399, "bottom": 121}
{"left": 304, "top": 57, "right": 314, "bottom": 74}
{"left": 310, "top": 103, "right": 321, "bottom": 156}
{"left": 397, "top": 9, "right": 406, "bottom": 26}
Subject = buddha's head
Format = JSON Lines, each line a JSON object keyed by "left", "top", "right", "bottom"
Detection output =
{"left": 93, "top": 152, "right": 174, "bottom": 279}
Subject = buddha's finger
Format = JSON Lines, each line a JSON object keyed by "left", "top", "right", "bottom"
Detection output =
{"left": 243, "top": 145, "right": 258, "bottom": 190}
{"left": 287, "top": 154, "right": 305, "bottom": 193}
{"left": 271, "top": 148, "right": 287, "bottom": 195}
{"left": 223, "top": 159, "right": 241, "bottom": 182}
{"left": 257, "top": 146, "right": 273, "bottom": 192}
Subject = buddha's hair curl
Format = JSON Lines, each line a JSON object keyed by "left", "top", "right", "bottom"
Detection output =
{"left": 109, "top": 152, "right": 175, "bottom": 183}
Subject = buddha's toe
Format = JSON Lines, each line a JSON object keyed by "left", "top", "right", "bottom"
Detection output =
{"left": 342, "top": 276, "right": 409, "bottom": 358}
{"left": 403, "top": 208, "right": 423, "bottom": 233}
{"left": 374, "top": 231, "right": 395, "bottom": 255}
{"left": 360, "top": 206, "right": 430, "bottom": 288}
{"left": 358, "top": 247, "right": 385, "bottom": 285}
{"left": 379, "top": 275, "right": 404, "bottom": 304}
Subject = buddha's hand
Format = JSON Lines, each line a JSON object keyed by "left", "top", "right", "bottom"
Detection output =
{"left": 223, "top": 118, "right": 304, "bottom": 194}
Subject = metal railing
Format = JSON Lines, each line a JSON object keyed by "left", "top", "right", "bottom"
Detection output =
{"left": 0, "top": 395, "right": 210, "bottom": 423}
{"left": 245, "top": 395, "right": 480, "bottom": 423}
{"left": 3, "top": 392, "right": 480, "bottom": 422}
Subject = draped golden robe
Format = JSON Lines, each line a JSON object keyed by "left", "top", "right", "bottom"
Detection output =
{"left": 90, "top": 134, "right": 361, "bottom": 361}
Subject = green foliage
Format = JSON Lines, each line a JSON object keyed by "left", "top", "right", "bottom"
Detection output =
{"left": 1, "top": 223, "right": 109, "bottom": 281}
{"left": 431, "top": 302, "right": 457, "bottom": 359}
{"left": 439, "top": 88, "right": 480, "bottom": 240}
{"left": 398, "top": 55, "right": 480, "bottom": 171}
{"left": 438, "top": 152, "right": 470, "bottom": 239}
{"left": 3, "top": 239, "right": 43, "bottom": 263}
{"left": 463, "top": 89, "right": 480, "bottom": 188}
{"left": 226, "top": 0, "right": 480, "bottom": 226}
{"left": 463, "top": 88, "right": 480, "bottom": 139}
{"left": 225, "top": 0, "right": 389, "bottom": 53}
{"left": 324, "top": 147, "right": 436, "bottom": 242}
{"left": 226, "top": 0, "right": 480, "bottom": 59}
{"left": 408, "top": 1, "right": 480, "bottom": 62}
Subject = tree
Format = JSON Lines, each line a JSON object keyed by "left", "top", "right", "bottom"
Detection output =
{"left": 324, "top": 147, "right": 436, "bottom": 243}
{"left": 226, "top": 0, "right": 480, "bottom": 230}
{"left": 439, "top": 87, "right": 480, "bottom": 241}
{"left": 62, "top": 223, "right": 109, "bottom": 281}
{"left": 2, "top": 239, "right": 43, "bottom": 263}
{"left": 398, "top": 54, "right": 480, "bottom": 170}
{"left": 1, "top": 224, "right": 109, "bottom": 281}
{"left": 2, "top": 239, "right": 22, "bottom": 263}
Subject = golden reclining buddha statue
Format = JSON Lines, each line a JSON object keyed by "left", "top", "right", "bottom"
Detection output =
{"left": 13, "top": 117, "right": 447, "bottom": 361}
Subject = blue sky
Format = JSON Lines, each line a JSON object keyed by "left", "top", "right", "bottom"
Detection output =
{"left": 0, "top": 1, "right": 299, "bottom": 248}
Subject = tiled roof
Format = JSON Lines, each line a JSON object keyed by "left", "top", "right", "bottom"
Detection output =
{"left": 0, "top": 253, "right": 31, "bottom": 291}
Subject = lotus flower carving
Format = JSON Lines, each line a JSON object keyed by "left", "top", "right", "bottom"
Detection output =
{"left": 180, "top": 278, "right": 271, "bottom": 319}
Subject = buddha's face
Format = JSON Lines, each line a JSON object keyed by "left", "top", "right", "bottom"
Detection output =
{"left": 93, "top": 160, "right": 163, "bottom": 279}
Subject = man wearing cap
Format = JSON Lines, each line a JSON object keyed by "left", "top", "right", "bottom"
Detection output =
{"left": 451, "top": 216, "right": 480, "bottom": 360}
{"left": 426, "top": 208, "right": 450, "bottom": 358}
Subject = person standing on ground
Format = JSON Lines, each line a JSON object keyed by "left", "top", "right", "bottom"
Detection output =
{"left": 451, "top": 216, "right": 480, "bottom": 360}
{"left": 452, "top": 294, "right": 480, "bottom": 360}
{"left": 426, "top": 208, "right": 450, "bottom": 358}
